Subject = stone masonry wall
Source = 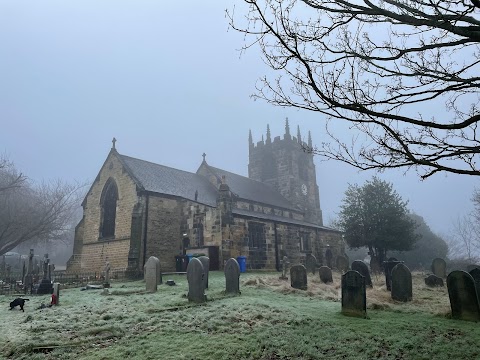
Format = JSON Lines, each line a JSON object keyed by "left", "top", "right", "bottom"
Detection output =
{"left": 74, "top": 151, "right": 140, "bottom": 271}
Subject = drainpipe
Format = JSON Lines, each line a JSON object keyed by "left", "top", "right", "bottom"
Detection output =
{"left": 274, "top": 222, "right": 280, "bottom": 271}
{"left": 142, "top": 194, "right": 150, "bottom": 266}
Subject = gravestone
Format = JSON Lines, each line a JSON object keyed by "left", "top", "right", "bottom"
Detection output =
{"left": 48, "top": 264, "right": 55, "bottom": 281}
{"left": 42, "top": 254, "right": 49, "bottom": 279}
{"left": 431, "top": 258, "right": 447, "bottom": 278}
{"left": 425, "top": 274, "right": 444, "bottom": 287}
{"left": 104, "top": 261, "right": 111, "bottom": 288}
{"left": 290, "top": 264, "right": 307, "bottom": 290}
{"left": 447, "top": 270, "right": 480, "bottom": 321}
{"left": 187, "top": 257, "right": 206, "bottom": 303}
{"left": 336, "top": 255, "right": 349, "bottom": 273}
{"left": 306, "top": 254, "right": 317, "bottom": 275}
{"left": 318, "top": 266, "right": 333, "bottom": 284}
{"left": 384, "top": 260, "right": 403, "bottom": 291}
{"left": 341, "top": 270, "right": 367, "bottom": 318}
{"left": 145, "top": 256, "right": 159, "bottom": 292}
{"left": 391, "top": 263, "right": 412, "bottom": 302}
{"left": 24, "top": 249, "right": 34, "bottom": 294}
{"left": 469, "top": 268, "right": 480, "bottom": 304}
{"left": 279, "top": 255, "right": 289, "bottom": 280}
{"left": 224, "top": 258, "right": 241, "bottom": 295}
{"left": 198, "top": 256, "right": 210, "bottom": 289}
{"left": 53, "top": 283, "right": 60, "bottom": 306}
{"left": 351, "top": 260, "right": 372, "bottom": 287}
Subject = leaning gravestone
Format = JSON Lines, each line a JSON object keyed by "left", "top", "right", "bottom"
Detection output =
{"left": 384, "top": 260, "right": 403, "bottom": 291}
{"left": 431, "top": 258, "right": 447, "bottom": 278}
{"left": 425, "top": 274, "right": 444, "bottom": 287}
{"left": 225, "top": 258, "right": 240, "bottom": 295}
{"left": 187, "top": 257, "right": 206, "bottom": 303}
{"left": 467, "top": 264, "right": 480, "bottom": 273}
{"left": 391, "top": 263, "right": 412, "bottom": 302}
{"left": 306, "top": 254, "right": 317, "bottom": 275}
{"left": 318, "top": 266, "right": 333, "bottom": 284}
{"left": 336, "top": 255, "right": 349, "bottom": 273}
{"left": 290, "top": 264, "right": 307, "bottom": 290}
{"left": 469, "top": 268, "right": 480, "bottom": 304}
{"left": 447, "top": 270, "right": 480, "bottom": 322}
{"left": 145, "top": 256, "right": 159, "bottom": 293}
{"left": 351, "top": 260, "right": 372, "bottom": 287}
{"left": 198, "top": 256, "right": 210, "bottom": 289}
{"left": 341, "top": 270, "right": 367, "bottom": 318}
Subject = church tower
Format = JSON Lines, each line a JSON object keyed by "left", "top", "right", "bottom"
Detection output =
{"left": 248, "top": 119, "right": 323, "bottom": 225}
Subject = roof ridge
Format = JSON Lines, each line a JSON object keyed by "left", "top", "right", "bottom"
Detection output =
{"left": 120, "top": 154, "right": 200, "bottom": 177}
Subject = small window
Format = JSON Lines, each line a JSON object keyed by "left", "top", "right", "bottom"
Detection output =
{"left": 100, "top": 178, "right": 118, "bottom": 239}
{"left": 300, "top": 232, "right": 310, "bottom": 252}
{"left": 248, "top": 222, "right": 265, "bottom": 249}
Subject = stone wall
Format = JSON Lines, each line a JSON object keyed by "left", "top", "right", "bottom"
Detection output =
{"left": 69, "top": 150, "right": 139, "bottom": 272}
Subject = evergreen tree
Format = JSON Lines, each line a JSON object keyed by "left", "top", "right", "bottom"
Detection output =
{"left": 338, "top": 177, "right": 418, "bottom": 266}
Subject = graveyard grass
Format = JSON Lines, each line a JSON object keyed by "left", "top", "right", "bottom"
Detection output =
{"left": 1, "top": 272, "right": 480, "bottom": 360}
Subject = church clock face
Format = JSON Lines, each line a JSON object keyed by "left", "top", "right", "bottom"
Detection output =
{"left": 301, "top": 183, "right": 308, "bottom": 195}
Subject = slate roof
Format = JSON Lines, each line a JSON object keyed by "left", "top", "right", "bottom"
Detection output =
{"left": 232, "top": 208, "right": 340, "bottom": 232}
{"left": 119, "top": 154, "right": 218, "bottom": 207}
{"left": 205, "top": 165, "right": 297, "bottom": 211}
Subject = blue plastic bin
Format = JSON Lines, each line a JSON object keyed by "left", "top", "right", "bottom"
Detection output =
{"left": 186, "top": 254, "right": 194, "bottom": 264}
{"left": 237, "top": 256, "right": 247, "bottom": 273}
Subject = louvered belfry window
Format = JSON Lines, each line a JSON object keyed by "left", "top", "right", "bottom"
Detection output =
{"left": 101, "top": 179, "right": 118, "bottom": 238}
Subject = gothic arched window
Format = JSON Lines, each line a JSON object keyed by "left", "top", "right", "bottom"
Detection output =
{"left": 100, "top": 178, "right": 118, "bottom": 239}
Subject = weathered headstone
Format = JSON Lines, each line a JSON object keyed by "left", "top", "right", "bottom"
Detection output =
{"left": 306, "top": 254, "right": 317, "bottom": 275}
{"left": 384, "top": 260, "right": 403, "bottom": 291}
{"left": 279, "top": 255, "right": 289, "bottom": 280}
{"left": 341, "top": 270, "right": 367, "bottom": 318}
{"left": 224, "top": 258, "right": 240, "bottom": 295}
{"left": 48, "top": 264, "right": 55, "bottom": 281}
{"left": 351, "top": 260, "right": 372, "bottom": 287}
{"left": 290, "top": 264, "right": 307, "bottom": 290}
{"left": 104, "top": 261, "right": 111, "bottom": 288}
{"left": 198, "top": 256, "right": 210, "bottom": 289}
{"left": 431, "top": 258, "right": 447, "bottom": 278}
{"left": 318, "top": 266, "right": 333, "bottom": 284}
{"left": 391, "top": 263, "right": 412, "bottom": 302}
{"left": 24, "top": 249, "right": 34, "bottom": 294}
{"left": 425, "top": 274, "right": 444, "bottom": 287}
{"left": 469, "top": 268, "right": 480, "bottom": 304}
{"left": 187, "top": 257, "right": 206, "bottom": 303}
{"left": 53, "top": 282, "right": 60, "bottom": 306}
{"left": 336, "top": 255, "right": 349, "bottom": 273}
{"left": 145, "top": 256, "right": 159, "bottom": 293}
{"left": 447, "top": 270, "right": 480, "bottom": 321}
{"left": 42, "top": 254, "right": 49, "bottom": 280}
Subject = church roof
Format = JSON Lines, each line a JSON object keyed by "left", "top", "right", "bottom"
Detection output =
{"left": 119, "top": 154, "right": 218, "bottom": 207}
{"left": 119, "top": 152, "right": 298, "bottom": 212}
{"left": 201, "top": 165, "right": 297, "bottom": 211}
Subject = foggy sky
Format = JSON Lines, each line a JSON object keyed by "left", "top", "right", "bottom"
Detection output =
{"left": 0, "top": 0, "right": 477, "bottom": 240}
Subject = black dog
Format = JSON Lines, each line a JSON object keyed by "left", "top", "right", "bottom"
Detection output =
{"left": 9, "top": 298, "right": 29, "bottom": 312}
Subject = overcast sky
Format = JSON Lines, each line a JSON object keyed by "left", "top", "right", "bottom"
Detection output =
{"left": 0, "top": 0, "right": 477, "bottom": 239}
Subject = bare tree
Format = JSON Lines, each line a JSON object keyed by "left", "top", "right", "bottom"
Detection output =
{"left": 228, "top": 0, "right": 480, "bottom": 179}
{"left": 0, "top": 160, "right": 85, "bottom": 255}
{"left": 0, "top": 156, "right": 25, "bottom": 192}
{"left": 449, "top": 215, "right": 480, "bottom": 262}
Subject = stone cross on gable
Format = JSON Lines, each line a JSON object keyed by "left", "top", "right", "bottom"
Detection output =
{"left": 112, "top": 137, "right": 117, "bottom": 149}
{"left": 202, "top": 152, "right": 206, "bottom": 161}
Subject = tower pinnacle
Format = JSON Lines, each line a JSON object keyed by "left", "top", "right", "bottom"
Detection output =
{"left": 266, "top": 124, "right": 271, "bottom": 144}
{"left": 284, "top": 118, "right": 291, "bottom": 139}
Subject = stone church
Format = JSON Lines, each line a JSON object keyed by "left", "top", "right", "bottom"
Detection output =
{"left": 67, "top": 120, "right": 343, "bottom": 274}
